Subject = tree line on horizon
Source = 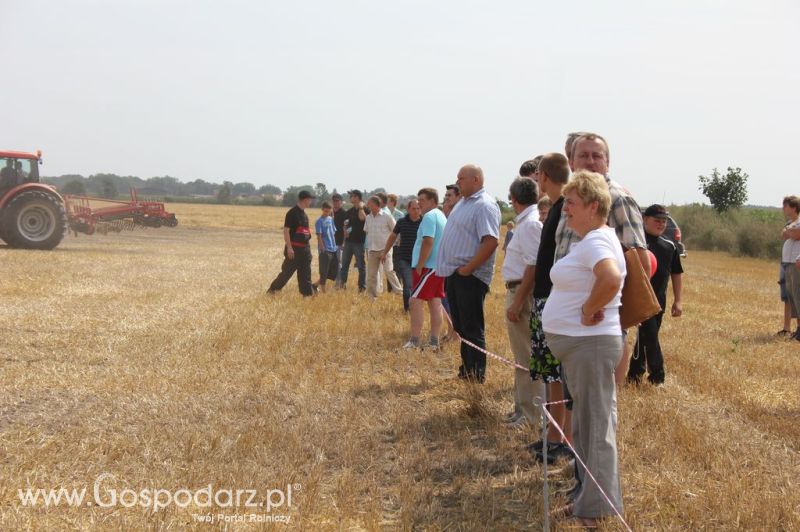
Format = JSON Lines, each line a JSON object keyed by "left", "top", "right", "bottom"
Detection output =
{"left": 41, "top": 173, "right": 385, "bottom": 206}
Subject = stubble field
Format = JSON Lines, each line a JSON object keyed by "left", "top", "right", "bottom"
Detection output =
{"left": 0, "top": 203, "right": 798, "bottom": 531}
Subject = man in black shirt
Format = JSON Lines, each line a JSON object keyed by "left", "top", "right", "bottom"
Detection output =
{"left": 268, "top": 190, "right": 316, "bottom": 296}
{"left": 331, "top": 193, "right": 347, "bottom": 284}
{"left": 336, "top": 189, "right": 367, "bottom": 291}
{"left": 628, "top": 204, "right": 684, "bottom": 385}
{"left": 527, "top": 152, "right": 573, "bottom": 463}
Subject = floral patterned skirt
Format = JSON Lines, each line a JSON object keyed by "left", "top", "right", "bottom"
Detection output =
{"left": 530, "top": 296, "right": 562, "bottom": 382}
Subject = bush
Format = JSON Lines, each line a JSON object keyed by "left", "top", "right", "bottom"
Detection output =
{"left": 670, "top": 204, "right": 783, "bottom": 259}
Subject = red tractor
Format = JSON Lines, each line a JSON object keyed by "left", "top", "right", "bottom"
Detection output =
{"left": 0, "top": 149, "right": 177, "bottom": 250}
{"left": 0, "top": 150, "right": 67, "bottom": 250}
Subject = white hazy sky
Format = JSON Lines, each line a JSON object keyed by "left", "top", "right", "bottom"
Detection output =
{"left": 2, "top": 0, "right": 798, "bottom": 206}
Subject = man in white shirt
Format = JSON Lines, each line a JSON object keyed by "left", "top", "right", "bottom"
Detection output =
{"left": 364, "top": 195, "right": 403, "bottom": 298}
{"left": 502, "top": 178, "right": 545, "bottom": 427}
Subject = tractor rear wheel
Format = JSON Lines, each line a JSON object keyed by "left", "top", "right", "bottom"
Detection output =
{"left": 2, "top": 190, "right": 67, "bottom": 250}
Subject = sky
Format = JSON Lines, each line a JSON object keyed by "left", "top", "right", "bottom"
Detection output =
{"left": 1, "top": 0, "right": 798, "bottom": 206}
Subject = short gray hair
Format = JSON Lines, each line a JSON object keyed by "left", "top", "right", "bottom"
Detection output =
{"left": 508, "top": 177, "right": 538, "bottom": 206}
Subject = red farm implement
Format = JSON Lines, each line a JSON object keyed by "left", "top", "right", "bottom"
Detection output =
{"left": 64, "top": 188, "right": 178, "bottom": 235}
{"left": 1, "top": 149, "right": 178, "bottom": 249}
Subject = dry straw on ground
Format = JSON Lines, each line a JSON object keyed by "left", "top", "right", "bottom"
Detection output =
{"left": 0, "top": 204, "right": 798, "bottom": 530}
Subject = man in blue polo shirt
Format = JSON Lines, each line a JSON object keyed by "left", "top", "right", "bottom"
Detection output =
{"left": 436, "top": 165, "right": 501, "bottom": 383}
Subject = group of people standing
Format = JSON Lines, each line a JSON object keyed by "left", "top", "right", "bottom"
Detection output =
{"left": 267, "top": 131, "right": 687, "bottom": 527}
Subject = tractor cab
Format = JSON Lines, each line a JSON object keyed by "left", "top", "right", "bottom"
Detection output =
{"left": 0, "top": 151, "right": 40, "bottom": 191}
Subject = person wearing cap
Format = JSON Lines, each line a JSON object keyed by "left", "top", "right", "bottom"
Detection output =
{"left": 267, "top": 189, "right": 316, "bottom": 296}
{"left": 336, "top": 189, "right": 368, "bottom": 291}
{"left": 627, "top": 205, "right": 684, "bottom": 385}
{"left": 443, "top": 184, "right": 460, "bottom": 218}
{"left": 436, "top": 164, "right": 501, "bottom": 383}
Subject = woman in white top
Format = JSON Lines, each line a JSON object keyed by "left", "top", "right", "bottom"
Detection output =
{"left": 542, "top": 170, "right": 626, "bottom": 526}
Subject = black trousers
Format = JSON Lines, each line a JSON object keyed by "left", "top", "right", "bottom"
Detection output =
{"left": 269, "top": 246, "right": 313, "bottom": 296}
{"left": 628, "top": 311, "right": 665, "bottom": 383}
{"left": 446, "top": 273, "right": 489, "bottom": 382}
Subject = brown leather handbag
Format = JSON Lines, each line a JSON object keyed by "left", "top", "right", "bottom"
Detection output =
{"left": 619, "top": 247, "right": 662, "bottom": 329}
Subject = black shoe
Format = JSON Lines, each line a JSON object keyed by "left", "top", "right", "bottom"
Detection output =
{"left": 525, "top": 440, "right": 545, "bottom": 452}
{"left": 533, "top": 442, "right": 573, "bottom": 464}
{"left": 777, "top": 329, "right": 791, "bottom": 337}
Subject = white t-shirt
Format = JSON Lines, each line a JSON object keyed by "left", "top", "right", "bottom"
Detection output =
{"left": 543, "top": 226, "right": 627, "bottom": 337}
{"left": 364, "top": 211, "right": 396, "bottom": 252}
{"left": 782, "top": 218, "right": 800, "bottom": 263}
{"left": 502, "top": 205, "right": 541, "bottom": 282}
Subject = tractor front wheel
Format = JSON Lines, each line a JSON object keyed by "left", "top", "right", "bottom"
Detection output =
{"left": 2, "top": 190, "right": 67, "bottom": 250}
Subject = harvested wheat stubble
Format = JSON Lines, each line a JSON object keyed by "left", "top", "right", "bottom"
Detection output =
{"left": 0, "top": 204, "right": 797, "bottom": 530}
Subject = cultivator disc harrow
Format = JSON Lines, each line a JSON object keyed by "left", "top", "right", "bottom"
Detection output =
{"left": 63, "top": 188, "right": 178, "bottom": 236}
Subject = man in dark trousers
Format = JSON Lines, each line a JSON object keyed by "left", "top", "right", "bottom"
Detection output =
{"left": 436, "top": 165, "right": 501, "bottom": 383}
{"left": 331, "top": 193, "right": 347, "bottom": 284}
{"left": 336, "top": 189, "right": 368, "bottom": 292}
{"left": 268, "top": 190, "right": 316, "bottom": 296}
{"left": 628, "top": 204, "right": 684, "bottom": 385}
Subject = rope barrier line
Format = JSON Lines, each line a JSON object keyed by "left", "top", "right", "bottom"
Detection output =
{"left": 542, "top": 399, "right": 570, "bottom": 406}
{"left": 540, "top": 406, "right": 633, "bottom": 532}
{"left": 456, "top": 334, "right": 530, "bottom": 372}
{"left": 441, "top": 302, "right": 632, "bottom": 529}
{"left": 442, "top": 308, "right": 529, "bottom": 372}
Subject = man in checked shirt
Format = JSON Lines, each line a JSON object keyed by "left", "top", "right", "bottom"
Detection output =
{"left": 554, "top": 132, "right": 651, "bottom": 384}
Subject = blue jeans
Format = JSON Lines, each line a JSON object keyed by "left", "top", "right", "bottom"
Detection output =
{"left": 338, "top": 241, "right": 365, "bottom": 290}
{"left": 394, "top": 257, "right": 413, "bottom": 311}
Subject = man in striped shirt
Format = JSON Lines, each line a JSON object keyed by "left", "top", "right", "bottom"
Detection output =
{"left": 554, "top": 132, "right": 650, "bottom": 385}
{"left": 436, "top": 165, "right": 501, "bottom": 383}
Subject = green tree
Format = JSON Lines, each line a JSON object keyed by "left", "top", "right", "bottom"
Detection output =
{"left": 61, "top": 180, "right": 87, "bottom": 195}
{"left": 283, "top": 185, "right": 314, "bottom": 206}
{"left": 216, "top": 181, "right": 233, "bottom": 204}
{"left": 314, "top": 182, "right": 330, "bottom": 202}
{"left": 258, "top": 184, "right": 282, "bottom": 195}
{"left": 698, "top": 167, "right": 749, "bottom": 213}
{"left": 232, "top": 182, "right": 257, "bottom": 196}
{"left": 100, "top": 177, "right": 118, "bottom": 199}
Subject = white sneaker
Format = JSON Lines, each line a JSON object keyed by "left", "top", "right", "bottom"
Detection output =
{"left": 402, "top": 340, "right": 420, "bottom": 350}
